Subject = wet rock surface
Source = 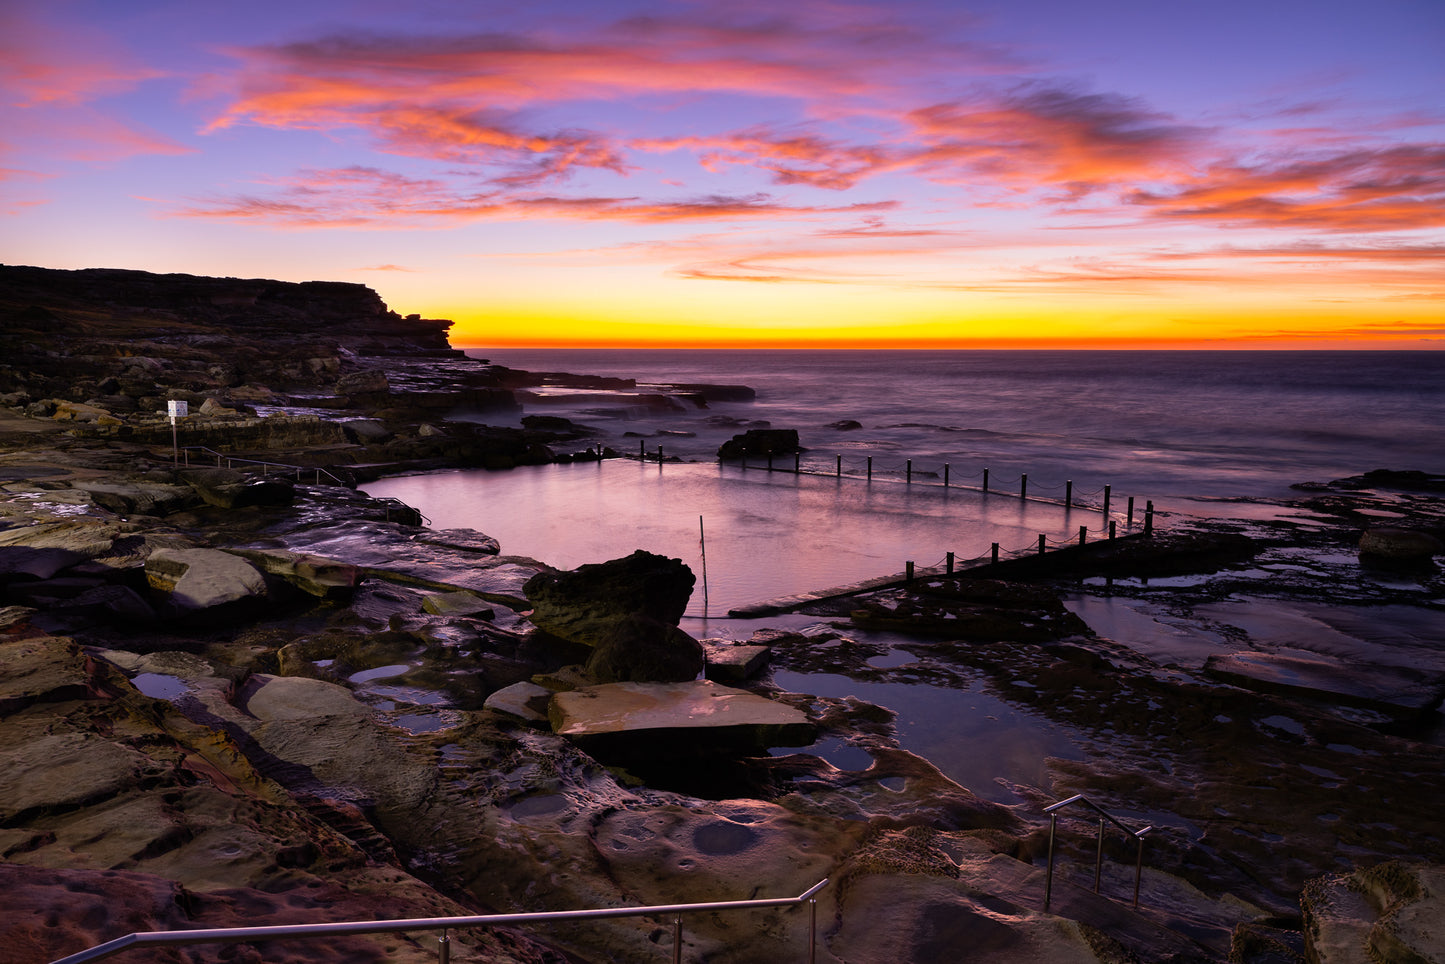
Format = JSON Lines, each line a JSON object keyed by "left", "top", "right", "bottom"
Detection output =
{"left": 2, "top": 266, "right": 1442, "bottom": 964}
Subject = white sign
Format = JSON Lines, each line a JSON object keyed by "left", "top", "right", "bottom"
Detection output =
{"left": 167, "top": 400, "right": 189, "bottom": 418}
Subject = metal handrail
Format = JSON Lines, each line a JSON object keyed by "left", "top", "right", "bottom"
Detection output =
{"left": 178, "top": 445, "right": 352, "bottom": 487}
{"left": 49, "top": 878, "right": 829, "bottom": 964}
{"left": 1043, "top": 794, "right": 1153, "bottom": 910}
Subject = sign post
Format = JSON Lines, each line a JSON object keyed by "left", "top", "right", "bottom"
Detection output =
{"left": 167, "top": 400, "right": 188, "bottom": 463}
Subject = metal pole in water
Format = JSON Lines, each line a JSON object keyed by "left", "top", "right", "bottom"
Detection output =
{"left": 699, "top": 516, "right": 709, "bottom": 615}
{"left": 982, "top": 467, "right": 989, "bottom": 492}
{"left": 836, "top": 455, "right": 842, "bottom": 478}
{"left": 1065, "top": 480, "right": 1072, "bottom": 506}
{"left": 944, "top": 463, "right": 950, "bottom": 487}
{"left": 1128, "top": 496, "right": 1135, "bottom": 527}
{"left": 946, "top": 551, "right": 955, "bottom": 574}
{"left": 991, "top": 542, "right": 1000, "bottom": 565}
{"left": 866, "top": 456, "right": 872, "bottom": 481}
{"left": 906, "top": 459, "right": 912, "bottom": 483}
{"left": 905, "top": 560, "right": 914, "bottom": 581}
{"left": 795, "top": 452, "right": 800, "bottom": 473}
{"left": 767, "top": 453, "right": 773, "bottom": 471}
{"left": 1038, "top": 534, "right": 1046, "bottom": 555}
{"left": 1103, "top": 485, "right": 1111, "bottom": 518}
{"left": 640, "top": 439, "right": 645, "bottom": 460}
{"left": 1145, "top": 500, "right": 1154, "bottom": 536}
{"left": 657, "top": 445, "right": 663, "bottom": 465}
{"left": 1110, "top": 520, "right": 1117, "bottom": 540}
{"left": 1020, "top": 473, "right": 1027, "bottom": 500}
{"left": 1079, "top": 525, "right": 1087, "bottom": 546}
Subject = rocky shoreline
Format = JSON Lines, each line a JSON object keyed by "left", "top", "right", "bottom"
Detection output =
{"left": 3, "top": 265, "right": 1444, "bottom": 963}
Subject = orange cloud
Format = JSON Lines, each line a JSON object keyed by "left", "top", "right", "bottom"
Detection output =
{"left": 903, "top": 86, "right": 1204, "bottom": 196}
{"left": 1128, "top": 145, "right": 1445, "bottom": 231}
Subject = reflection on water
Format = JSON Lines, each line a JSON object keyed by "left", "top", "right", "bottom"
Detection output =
{"left": 364, "top": 461, "right": 1082, "bottom": 614}
{"left": 773, "top": 670, "right": 1083, "bottom": 803}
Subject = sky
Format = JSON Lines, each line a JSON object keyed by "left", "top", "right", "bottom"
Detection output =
{"left": 2, "top": 0, "right": 1443, "bottom": 349}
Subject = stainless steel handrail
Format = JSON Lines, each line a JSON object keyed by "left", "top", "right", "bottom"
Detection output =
{"left": 1043, "top": 794, "right": 1153, "bottom": 910}
{"left": 179, "top": 445, "right": 352, "bottom": 487}
{"left": 49, "top": 878, "right": 829, "bottom": 964}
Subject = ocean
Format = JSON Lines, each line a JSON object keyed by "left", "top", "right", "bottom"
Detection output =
{"left": 364, "top": 350, "right": 1444, "bottom": 614}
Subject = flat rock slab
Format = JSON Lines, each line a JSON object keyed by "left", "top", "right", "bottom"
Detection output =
{"left": 145, "top": 547, "right": 267, "bottom": 611}
{"left": 483, "top": 681, "right": 553, "bottom": 724}
{"left": 702, "top": 643, "right": 770, "bottom": 682}
{"left": 549, "top": 679, "right": 815, "bottom": 759}
{"left": 1205, "top": 649, "right": 1445, "bottom": 718}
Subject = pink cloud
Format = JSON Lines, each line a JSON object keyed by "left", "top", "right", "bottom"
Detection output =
{"left": 1127, "top": 145, "right": 1445, "bottom": 231}
{"left": 171, "top": 165, "right": 896, "bottom": 226}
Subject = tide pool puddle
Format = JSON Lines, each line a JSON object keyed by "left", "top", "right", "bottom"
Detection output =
{"left": 772, "top": 670, "right": 1083, "bottom": 803}
{"left": 365, "top": 461, "right": 1091, "bottom": 614}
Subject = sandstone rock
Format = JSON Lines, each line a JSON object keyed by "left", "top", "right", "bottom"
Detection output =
{"left": 421, "top": 589, "right": 494, "bottom": 618}
{"left": 483, "top": 681, "right": 554, "bottom": 724}
{"left": 179, "top": 466, "right": 294, "bottom": 509}
{"left": 1204, "top": 649, "right": 1445, "bottom": 720}
{"left": 74, "top": 479, "right": 198, "bottom": 516}
{"left": 198, "top": 396, "right": 238, "bottom": 417}
{"left": 1359, "top": 526, "right": 1443, "bottom": 561}
{"left": 145, "top": 547, "right": 267, "bottom": 613}
{"left": 549, "top": 679, "right": 817, "bottom": 759}
{"left": 703, "top": 642, "right": 771, "bottom": 682}
{"left": 230, "top": 548, "right": 362, "bottom": 599}
{"left": 243, "top": 674, "right": 372, "bottom": 721}
{"left": 585, "top": 613, "right": 704, "bottom": 683}
{"left": 0, "top": 545, "right": 85, "bottom": 582}
{"left": 717, "top": 427, "right": 802, "bottom": 460}
{"left": 1302, "top": 862, "right": 1445, "bottom": 964}
{"left": 337, "top": 369, "right": 390, "bottom": 395}
{"left": 523, "top": 550, "right": 695, "bottom": 647}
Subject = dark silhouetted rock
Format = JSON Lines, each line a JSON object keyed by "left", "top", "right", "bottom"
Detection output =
{"left": 1359, "top": 527, "right": 1443, "bottom": 562}
{"left": 717, "top": 428, "right": 802, "bottom": 460}
{"left": 523, "top": 550, "right": 695, "bottom": 648}
{"left": 585, "top": 612, "right": 704, "bottom": 683}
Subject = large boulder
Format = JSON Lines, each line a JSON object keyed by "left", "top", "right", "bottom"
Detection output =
{"left": 717, "top": 428, "right": 802, "bottom": 461}
{"left": 523, "top": 550, "right": 695, "bottom": 646}
{"left": 144, "top": 547, "right": 267, "bottom": 615}
{"left": 1359, "top": 527, "right": 1443, "bottom": 563}
{"left": 585, "top": 613, "right": 704, "bottom": 683}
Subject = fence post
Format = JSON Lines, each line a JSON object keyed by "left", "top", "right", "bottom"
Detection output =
{"left": 1045, "top": 812, "right": 1058, "bottom": 910}
{"left": 1020, "top": 473, "right": 1027, "bottom": 500}
{"left": 1103, "top": 485, "right": 1111, "bottom": 518}
{"left": 946, "top": 551, "right": 955, "bottom": 574}
{"left": 991, "top": 542, "right": 1000, "bottom": 565}
{"left": 1038, "top": 534, "right": 1046, "bottom": 555}
{"left": 673, "top": 915, "right": 683, "bottom": 964}
{"left": 1145, "top": 500, "right": 1154, "bottom": 536}
{"left": 438, "top": 929, "right": 451, "bottom": 964}
{"left": 1128, "top": 496, "right": 1135, "bottom": 527}
{"left": 1079, "top": 525, "right": 1087, "bottom": 546}
{"left": 1109, "top": 520, "right": 1117, "bottom": 539}
{"left": 905, "top": 560, "right": 914, "bottom": 581}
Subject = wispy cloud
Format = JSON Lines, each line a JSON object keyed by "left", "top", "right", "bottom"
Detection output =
{"left": 1128, "top": 145, "right": 1445, "bottom": 232}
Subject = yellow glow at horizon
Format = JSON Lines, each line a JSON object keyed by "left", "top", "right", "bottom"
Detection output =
{"left": 394, "top": 275, "right": 1439, "bottom": 350}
